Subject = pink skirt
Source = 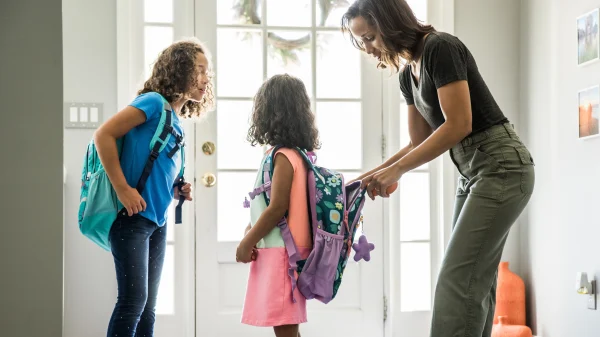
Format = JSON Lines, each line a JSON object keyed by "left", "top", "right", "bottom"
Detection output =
{"left": 241, "top": 247, "right": 311, "bottom": 327}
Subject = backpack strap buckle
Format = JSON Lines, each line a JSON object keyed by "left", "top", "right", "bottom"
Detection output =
{"left": 248, "top": 181, "right": 271, "bottom": 200}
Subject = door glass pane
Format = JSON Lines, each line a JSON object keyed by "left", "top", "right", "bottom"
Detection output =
{"left": 217, "top": 100, "right": 264, "bottom": 169}
{"left": 156, "top": 244, "right": 175, "bottom": 315}
{"left": 144, "top": 26, "right": 174, "bottom": 80}
{"left": 316, "top": 0, "right": 350, "bottom": 27}
{"left": 217, "top": 29, "right": 263, "bottom": 97}
{"left": 267, "top": 0, "right": 311, "bottom": 27}
{"left": 144, "top": 0, "right": 173, "bottom": 23}
{"left": 400, "top": 172, "right": 430, "bottom": 241}
{"left": 400, "top": 242, "right": 431, "bottom": 311}
{"left": 218, "top": 172, "right": 257, "bottom": 242}
{"left": 218, "top": 0, "right": 262, "bottom": 25}
{"left": 315, "top": 102, "right": 362, "bottom": 170}
{"left": 316, "top": 32, "right": 361, "bottom": 99}
{"left": 267, "top": 31, "right": 312, "bottom": 94}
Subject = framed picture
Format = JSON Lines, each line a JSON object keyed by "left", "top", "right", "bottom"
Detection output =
{"left": 577, "top": 8, "right": 599, "bottom": 66}
{"left": 578, "top": 85, "right": 599, "bottom": 139}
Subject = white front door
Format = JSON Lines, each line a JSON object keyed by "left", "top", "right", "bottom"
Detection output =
{"left": 194, "top": 1, "right": 385, "bottom": 336}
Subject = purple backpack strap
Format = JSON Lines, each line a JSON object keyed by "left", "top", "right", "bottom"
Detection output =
{"left": 306, "top": 151, "right": 317, "bottom": 164}
{"left": 242, "top": 162, "right": 274, "bottom": 208}
{"left": 277, "top": 218, "right": 301, "bottom": 303}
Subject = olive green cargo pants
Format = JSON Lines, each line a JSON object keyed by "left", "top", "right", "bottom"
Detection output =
{"left": 430, "top": 123, "right": 535, "bottom": 337}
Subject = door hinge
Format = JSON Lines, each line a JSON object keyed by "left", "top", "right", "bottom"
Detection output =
{"left": 383, "top": 295, "right": 388, "bottom": 322}
{"left": 381, "top": 134, "right": 387, "bottom": 160}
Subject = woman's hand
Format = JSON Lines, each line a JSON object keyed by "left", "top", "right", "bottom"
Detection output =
{"left": 362, "top": 163, "right": 405, "bottom": 200}
{"left": 116, "top": 186, "right": 147, "bottom": 216}
{"left": 174, "top": 182, "right": 193, "bottom": 201}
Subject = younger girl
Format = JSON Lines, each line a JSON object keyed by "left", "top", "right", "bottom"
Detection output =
{"left": 236, "top": 74, "right": 319, "bottom": 337}
{"left": 94, "top": 38, "right": 214, "bottom": 337}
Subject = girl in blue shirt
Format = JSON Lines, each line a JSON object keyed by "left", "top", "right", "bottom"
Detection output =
{"left": 94, "top": 38, "right": 214, "bottom": 337}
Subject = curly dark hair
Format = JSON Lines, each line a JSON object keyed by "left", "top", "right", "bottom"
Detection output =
{"left": 138, "top": 38, "right": 215, "bottom": 118}
{"left": 247, "top": 74, "right": 320, "bottom": 151}
{"left": 341, "top": 0, "right": 436, "bottom": 72}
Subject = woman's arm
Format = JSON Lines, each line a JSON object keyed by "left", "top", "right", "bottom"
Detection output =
{"left": 354, "top": 104, "right": 432, "bottom": 184}
{"left": 364, "top": 80, "right": 472, "bottom": 198}
{"left": 94, "top": 106, "right": 148, "bottom": 215}
{"left": 236, "top": 153, "right": 294, "bottom": 262}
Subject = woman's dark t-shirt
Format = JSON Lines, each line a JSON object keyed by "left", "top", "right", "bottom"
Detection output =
{"left": 399, "top": 32, "right": 507, "bottom": 134}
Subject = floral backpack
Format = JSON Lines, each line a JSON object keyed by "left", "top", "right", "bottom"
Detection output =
{"left": 244, "top": 146, "right": 371, "bottom": 304}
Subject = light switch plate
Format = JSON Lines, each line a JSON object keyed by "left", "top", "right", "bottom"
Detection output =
{"left": 64, "top": 102, "right": 103, "bottom": 129}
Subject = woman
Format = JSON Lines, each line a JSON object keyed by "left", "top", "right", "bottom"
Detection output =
{"left": 341, "top": 1, "right": 535, "bottom": 336}
{"left": 94, "top": 38, "right": 214, "bottom": 337}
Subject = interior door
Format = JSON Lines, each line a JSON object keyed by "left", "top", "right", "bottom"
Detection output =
{"left": 194, "top": 1, "right": 385, "bottom": 336}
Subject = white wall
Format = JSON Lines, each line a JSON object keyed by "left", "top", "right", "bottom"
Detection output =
{"left": 62, "top": 0, "right": 118, "bottom": 336}
{"left": 454, "top": 0, "right": 523, "bottom": 272}
{"left": 520, "top": 0, "right": 600, "bottom": 335}
{"left": 0, "top": 1, "right": 63, "bottom": 336}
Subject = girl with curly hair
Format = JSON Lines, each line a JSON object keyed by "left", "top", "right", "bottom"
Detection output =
{"left": 94, "top": 38, "right": 214, "bottom": 337}
{"left": 236, "top": 74, "right": 319, "bottom": 337}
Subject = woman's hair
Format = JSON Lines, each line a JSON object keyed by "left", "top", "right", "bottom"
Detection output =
{"left": 341, "top": 0, "right": 436, "bottom": 72}
{"left": 247, "top": 74, "right": 320, "bottom": 151}
{"left": 138, "top": 38, "right": 215, "bottom": 118}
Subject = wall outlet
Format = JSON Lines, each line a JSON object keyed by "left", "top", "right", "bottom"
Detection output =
{"left": 588, "top": 280, "right": 596, "bottom": 310}
{"left": 64, "top": 102, "right": 103, "bottom": 129}
{"left": 588, "top": 295, "right": 596, "bottom": 310}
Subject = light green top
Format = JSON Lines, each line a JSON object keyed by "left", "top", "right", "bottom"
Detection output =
{"left": 250, "top": 153, "right": 285, "bottom": 249}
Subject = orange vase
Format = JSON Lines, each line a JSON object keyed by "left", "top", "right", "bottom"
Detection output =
{"left": 493, "top": 261, "right": 526, "bottom": 325}
{"left": 491, "top": 316, "right": 532, "bottom": 337}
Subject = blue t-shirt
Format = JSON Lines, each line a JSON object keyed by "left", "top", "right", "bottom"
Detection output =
{"left": 120, "top": 92, "right": 185, "bottom": 226}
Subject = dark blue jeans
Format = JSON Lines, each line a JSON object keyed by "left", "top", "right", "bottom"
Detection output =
{"left": 107, "top": 214, "right": 167, "bottom": 337}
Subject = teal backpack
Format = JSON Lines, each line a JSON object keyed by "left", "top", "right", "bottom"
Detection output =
{"left": 78, "top": 96, "right": 186, "bottom": 251}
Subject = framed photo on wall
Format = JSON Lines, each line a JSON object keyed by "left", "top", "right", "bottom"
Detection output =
{"left": 578, "top": 85, "right": 599, "bottom": 139}
{"left": 577, "top": 8, "right": 599, "bottom": 66}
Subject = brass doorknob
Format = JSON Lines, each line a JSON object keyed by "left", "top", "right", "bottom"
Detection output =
{"left": 202, "top": 141, "right": 216, "bottom": 155}
{"left": 202, "top": 173, "right": 216, "bottom": 187}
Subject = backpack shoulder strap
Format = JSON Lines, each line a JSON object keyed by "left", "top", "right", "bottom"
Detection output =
{"left": 135, "top": 99, "right": 174, "bottom": 194}
{"left": 133, "top": 96, "right": 187, "bottom": 224}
